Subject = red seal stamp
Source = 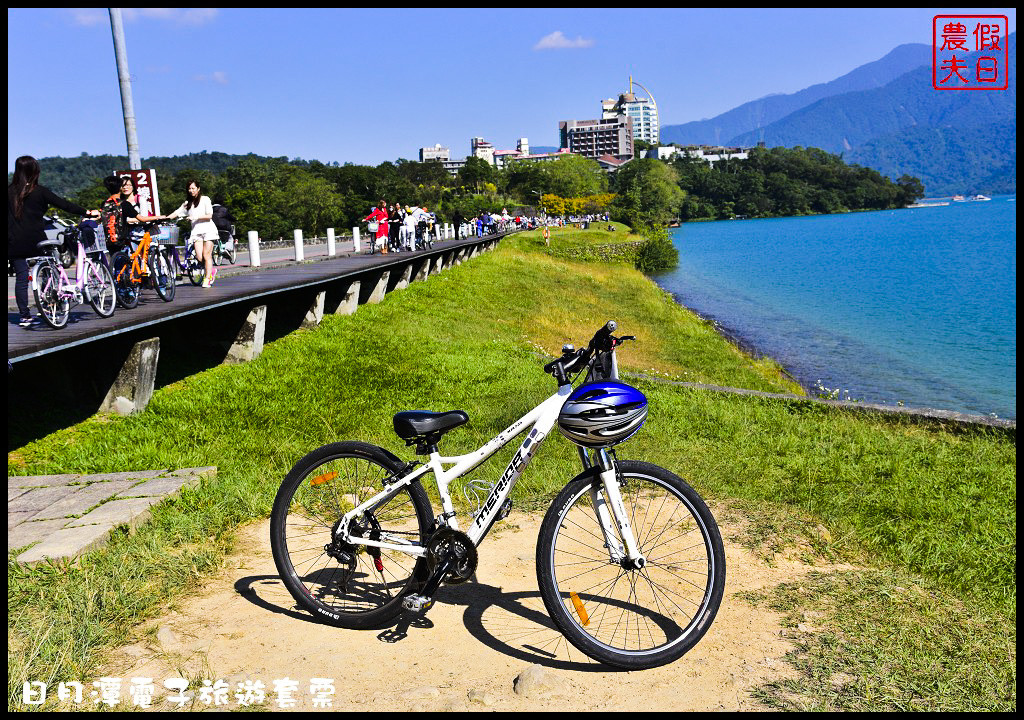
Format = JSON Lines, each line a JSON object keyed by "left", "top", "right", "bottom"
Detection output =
{"left": 933, "top": 15, "right": 1009, "bottom": 90}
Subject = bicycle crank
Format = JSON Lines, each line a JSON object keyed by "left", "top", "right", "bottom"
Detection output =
{"left": 426, "top": 528, "right": 477, "bottom": 584}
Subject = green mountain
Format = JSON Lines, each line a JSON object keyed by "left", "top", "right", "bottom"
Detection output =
{"left": 847, "top": 120, "right": 1016, "bottom": 196}
{"left": 26, "top": 151, "right": 297, "bottom": 199}
{"left": 727, "top": 34, "right": 1016, "bottom": 194}
{"left": 660, "top": 43, "right": 933, "bottom": 146}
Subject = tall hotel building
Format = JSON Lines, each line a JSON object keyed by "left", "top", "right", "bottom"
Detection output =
{"left": 601, "top": 77, "right": 660, "bottom": 145}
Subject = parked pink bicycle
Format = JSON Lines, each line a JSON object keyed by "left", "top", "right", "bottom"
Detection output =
{"left": 30, "top": 227, "right": 116, "bottom": 328}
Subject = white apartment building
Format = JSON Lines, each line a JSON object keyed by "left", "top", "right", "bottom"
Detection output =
{"left": 470, "top": 137, "right": 495, "bottom": 165}
{"left": 419, "top": 144, "right": 450, "bottom": 163}
{"left": 653, "top": 145, "right": 749, "bottom": 164}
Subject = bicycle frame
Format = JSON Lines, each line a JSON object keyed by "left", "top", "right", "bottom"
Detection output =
{"left": 117, "top": 230, "right": 153, "bottom": 285}
{"left": 335, "top": 381, "right": 644, "bottom": 566}
{"left": 31, "top": 240, "right": 91, "bottom": 301}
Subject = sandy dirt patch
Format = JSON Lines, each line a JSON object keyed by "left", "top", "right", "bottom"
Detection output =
{"left": 99, "top": 510, "right": 822, "bottom": 711}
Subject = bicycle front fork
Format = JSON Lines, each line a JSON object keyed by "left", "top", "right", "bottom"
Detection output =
{"left": 582, "top": 448, "right": 646, "bottom": 570}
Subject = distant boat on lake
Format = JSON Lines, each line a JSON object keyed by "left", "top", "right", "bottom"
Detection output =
{"left": 952, "top": 194, "right": 967, "bottom": 202}
{"left": 971, "top": 194, "right": 992, "bottom": 201}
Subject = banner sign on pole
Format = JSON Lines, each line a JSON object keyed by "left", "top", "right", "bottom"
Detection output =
{"left": 115, "top": 169, "right": 161, "bottom": 215}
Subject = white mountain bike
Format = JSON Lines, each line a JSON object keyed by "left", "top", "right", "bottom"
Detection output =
{"left": 270, "top": 322, "right": 725, "bottom": 669}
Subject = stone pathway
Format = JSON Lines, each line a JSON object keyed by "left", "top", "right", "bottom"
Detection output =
{"left": 8, "top": 467, "right": 216, "bottom": 564}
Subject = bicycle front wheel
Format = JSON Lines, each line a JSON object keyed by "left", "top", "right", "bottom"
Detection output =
{"left": 270, "top": 442, "right": 433, "bottom": 630}
{"left": 111, "top": 252, "right": 140, "bottom": 309}
{"left": 149, "top": 250, "right": 175, "bottom": 302}
{"left": 536, "top": 460, "right": 725, "bottom": 669}
{"left": 33, "top": 262, "right": 70, "bottom": 328}
{"left": 85, "top": 260, "right": 116, "bottom": 317}
{"left": 186, "top": 249, "right": 204, "bottom": 286}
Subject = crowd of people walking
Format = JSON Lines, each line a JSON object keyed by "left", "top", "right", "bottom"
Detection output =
{"left": 9, "top": 154, "right": 576, "bottom": 331}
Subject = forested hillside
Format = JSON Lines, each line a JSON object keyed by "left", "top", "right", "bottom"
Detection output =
{"left": 26, "top": 151, "right": 296, "bottom": 199}
{"left": 661, "top": 43, "right": 932, "bottom": 147}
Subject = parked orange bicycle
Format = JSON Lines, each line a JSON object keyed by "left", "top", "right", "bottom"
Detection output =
{"left": 111, "top": 220, "right": 176, "bottom": 308}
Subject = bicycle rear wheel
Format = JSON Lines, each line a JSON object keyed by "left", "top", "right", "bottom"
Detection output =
{"left": 270, "top": 442, "right": 433, "bottom": 629}
{"left": 536, "top": 460, "right": 725, "bottom": 669}
{"left": 225, "top": 239, "right": 237, "bottom": 265}
{"left": 149, "top": 249, "right": 175, "bottom": 302}
{"left": 32, "top": 261, "right": 70, "bottom": 328}
{"left": 111, "top": 252, "right": 140, "bottom": 309}
{"left": 85, "top": 260, "right": 116, "bottom": 317}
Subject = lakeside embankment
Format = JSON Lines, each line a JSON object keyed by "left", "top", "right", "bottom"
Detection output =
{"left": 9, "top": 224, "right": 1015, "bottom": 711}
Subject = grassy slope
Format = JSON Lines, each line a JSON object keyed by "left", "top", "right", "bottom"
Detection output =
{"left": 7, "top": 226, "right": 1015, "bottom": 709}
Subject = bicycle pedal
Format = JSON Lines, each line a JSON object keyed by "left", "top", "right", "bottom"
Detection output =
{"left": 401, "top": 594, "right": 434, "bottom": 614}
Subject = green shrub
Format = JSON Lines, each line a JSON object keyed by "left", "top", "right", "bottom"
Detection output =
{"left": 633, "top": 225, "right": 679, "bottom": 272}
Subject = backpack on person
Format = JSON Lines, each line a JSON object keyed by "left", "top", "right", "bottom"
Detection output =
{"left": 101, "top": 193, "right": 123, "bottom": 252}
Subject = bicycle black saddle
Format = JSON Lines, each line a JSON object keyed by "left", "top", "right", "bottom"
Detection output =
{"left": 392, "top": 410, "right": 469, "bottom": 440}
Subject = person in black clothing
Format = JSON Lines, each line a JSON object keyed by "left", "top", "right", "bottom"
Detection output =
{"left": 452, "top": 209, "right": 464, "bottom": 241}
{"left": 388, "top": 204, "right": 402, "bottom": 252}
{"left": 115, "top": 176, "right": 163, "bottom": 241}
{"left": 7, "top": 155, "right": 98, "bottom": 327}
{"left": 211, "top": 195, "right": 235, "bottom": 240}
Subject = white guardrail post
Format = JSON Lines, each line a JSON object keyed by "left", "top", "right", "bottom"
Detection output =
{"left": 352, "top": 227, "right": 361, "bottom": 253}
{"left": 294, "top": 229, "right": 304, "bottom": 262}
{"left": 247, "top": 230, "right": 261, "bottom": 267}
{"left": 327, "top": 227, "right": 336, "bottom": 256}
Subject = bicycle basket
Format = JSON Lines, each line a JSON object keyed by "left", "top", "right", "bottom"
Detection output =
{"left": 367, "top": 221, "right": 379, "bottom": 233}
{"left": 79, "top": 222, "right": 106, "bottom": 255}
{"left": 155, "top": 224, "right": 180, "bottom": 246}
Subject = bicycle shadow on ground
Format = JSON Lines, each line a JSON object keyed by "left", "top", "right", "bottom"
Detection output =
{"left": 234, "top": 573, "right": 609, "bottom": 672}
{"left": 436, "top": 579, "right": 613, "bottom": 672}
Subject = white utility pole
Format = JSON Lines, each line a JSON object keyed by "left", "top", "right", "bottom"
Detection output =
{"left": 109, "top": 8, "right": 141, "bottom": 169}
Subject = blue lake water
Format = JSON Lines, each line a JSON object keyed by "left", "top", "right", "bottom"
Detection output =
{"left": 650, "top": 198, "right": 1016, "bottom": 419}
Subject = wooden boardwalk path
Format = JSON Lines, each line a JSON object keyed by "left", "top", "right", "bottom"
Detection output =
{"left": 8, "top": 233, "right": 508, "bottom": 364}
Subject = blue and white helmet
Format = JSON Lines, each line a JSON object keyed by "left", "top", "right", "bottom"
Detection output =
{"left": 557, "top": 381, "right": 648, "bottom": 448}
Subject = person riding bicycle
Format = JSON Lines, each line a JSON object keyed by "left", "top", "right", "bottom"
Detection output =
{"left": 211, "top": 195, "right": 235, "bottom": 254}
{"left": 165, "top": 180, "right": 219, "bottom": 288}
{"left": 7, "top": 155, "right": 99, "bottom": 327}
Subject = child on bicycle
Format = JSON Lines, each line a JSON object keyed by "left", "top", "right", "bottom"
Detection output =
{"left": 165, "top": 180, "right": 219, "bottom": 288}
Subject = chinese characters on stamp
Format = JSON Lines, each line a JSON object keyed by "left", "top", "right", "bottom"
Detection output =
{"left": 933, "top": 15, "right": 1009, "bottom": 90}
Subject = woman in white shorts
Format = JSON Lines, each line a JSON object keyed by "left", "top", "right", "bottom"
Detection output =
{"left": 166, "top": 180, "right": 220, "bottom": 287}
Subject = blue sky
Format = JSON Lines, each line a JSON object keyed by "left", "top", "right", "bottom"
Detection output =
{"left": 7, "top": 8, "right": 1017, "bottom": 171}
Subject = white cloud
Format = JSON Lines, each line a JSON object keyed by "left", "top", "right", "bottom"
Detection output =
{"left": 123, "top": 8, "right": 219, "bottom": 26}
{"left": 67, "top": 9, "right": 107, "bottom": 27}
{"left": 533, "top": 30, "right": 594, "bottom": 51}
{"left": 69, "top": 8, "right": 219, "bottom": 27}
{"left": 193, "top": 71, "right": 229, "bottom": 85}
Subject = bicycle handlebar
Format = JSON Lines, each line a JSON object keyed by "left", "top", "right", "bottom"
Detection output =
{"left": 544, "top": 320, "right": 632, "bottom": 384}
{"left": 588, "top": 320, "right": 617, "bottom": 352}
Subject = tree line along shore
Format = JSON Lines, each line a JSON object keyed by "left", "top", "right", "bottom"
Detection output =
{"left": 31, "top": 145, "right": 924, "bottom": 246}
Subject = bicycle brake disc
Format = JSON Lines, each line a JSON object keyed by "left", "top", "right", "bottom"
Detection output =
{"left": 427, "top": 528, "right": 477, "bottom": 584}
